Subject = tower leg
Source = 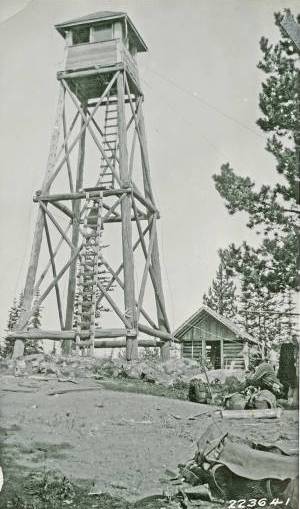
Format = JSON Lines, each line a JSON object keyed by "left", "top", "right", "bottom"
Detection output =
{"left": 138, "top": 110, "right": 171, "bottom": 361}
{"left": 63, "top": 110, "right": 86, "bottom": 354}
{"left": 13, "top": 85, "right": 65, "bottom": 358}
{"left": 117, "top": 72, "right": 138, "bottom": 360}
{"left": 12, "top": 208, "right": 45, "bottom": 358}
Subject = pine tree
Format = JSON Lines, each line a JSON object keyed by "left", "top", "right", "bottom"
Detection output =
{"left": 4, "top": 291, "right": 44, "bottom": 357}
{"left": 213, "top": 10, "right": 299, "bottom": 294}
{"left": 7, "top": 298, "right": 19, "bottom": 331}
{"left": 29, "top": 290, "right": 42, "bottom": 329}
{"left": 203, "top": 252, "right": 237, "bottom": 318}
{"left": 2, "top": 298, "right": 20, "bottom": 357}
{"left": 237, "top": 280, "right": 284, "bottom": 352}
{"left": 26, "top": 291, "right": 43, "bottom": 355}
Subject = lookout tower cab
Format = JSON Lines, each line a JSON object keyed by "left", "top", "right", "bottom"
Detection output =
{"left": 55, "top": 11, "right": 147, "bottom": 99}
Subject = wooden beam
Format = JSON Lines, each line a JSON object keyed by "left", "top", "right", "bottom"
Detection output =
{"left": 63, "top": 79, "right": 122, "bottom": 188}
{"left": 102, "top": 194, "right": 125, "bottom": 222}
{"left": 57, "top": 64, "right": 123, "bottom": 81}
{"left": 220, "top": 338, "right": 224, "bottom": 369}
{"left": 136, "top": 104, "right": 171, "bottom": 360}
{"left": 64, "top": 107, "right": 86, "bottom": 354}
{"left": 13, "top": 83, "right": 66, "bottom": 357}
{"left": 132, "top": 197, "right": 168, "bottom": 328}
{"left": 33, "top": 221, "right": 72, "bottom": 293}
{"left": 125, "top": 75, "right": 156, "bottom": 206}
{"left": 138, "top": 323, "right": 177, "bottom": 343}
{"left": 58, "top": 111, "right": 80, "bottom": 162}
{"left": 20, "top": 244, "right": 83, "bottom": 331}
{"left": 132, "top": 188, "right": 157, "bottom": 214}
{"left": 125, "top": 77, "right": 169, "bottom": 349}
{"left": 62, "top": 97, "right": 74, "bottom": 193}
{"left": 7, "top": 328, "right": 127, "bottom": 341}
{"left": 35, "top": 188, "right": 130, "bottom": 203}
{"left": 39, "top": 201, "right": 74, "bottom": 249}
{"left": 117, "top": 72, "right": 138, "bottom": 360}
{"left": 47, "top": 72, "right": 120, "bottom": 189}
{"left": 50, "top": 201, "right": 74, "bottom": 219}
{"left": 88, "top": 114, "right": 120, "bottom": 166}
{"left": 91, "top": 338, "right": 163, "bottom": 348}
{"left": 96, "top": 222, "right": 151, "bottom": 309}
{"left": 97, "top": 280, "right": 131, "bottom": 328}
{"left": 44, "top": 215, "right": 64, "bottom": 330}
{"left": 136, "top": 215, "right": 157, "bottom": 321}
{"left": 99, "top": 254, "right": 159, "bottom": 330}
{"left": 104, "top": 214, "right": 148, "bottom": 224}
{"left": 87, "top": 94, "right": 136, "bottom": 108}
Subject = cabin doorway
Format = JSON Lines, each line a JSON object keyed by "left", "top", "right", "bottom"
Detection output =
{"left": 205, "top": 341, "right": 221, "bottom": 369}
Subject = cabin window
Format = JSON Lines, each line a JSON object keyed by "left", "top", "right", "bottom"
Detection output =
{"left": 72, "top": 26, "right": 90, "bottom": 45}
{"left": 93, "top": 23, "right": 113, "bottom": 42}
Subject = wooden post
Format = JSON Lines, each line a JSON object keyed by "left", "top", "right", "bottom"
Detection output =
{"left": 137, "top": 108, "right": 171, "bottom": 361}
{"left": 220, "top": 338, "right": 224, "bottom": 369}
{"left": 44, "top": 215, "right": 64, "bottom": 330}
{"left": 201, "top": 336, "right": 206, "bottom": 363}
{"left": 63, "top": 105, "right": 86, "bottom": 354}
{"left": 117, "top": 72, "right": 137, "bottom": 360}
{"left": 12, "top": 84, "right": 65, "bottom": 358}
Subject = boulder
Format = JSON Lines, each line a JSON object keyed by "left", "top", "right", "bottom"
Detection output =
{"left": 14, "top": 359, "right": 27, "bottom": 377}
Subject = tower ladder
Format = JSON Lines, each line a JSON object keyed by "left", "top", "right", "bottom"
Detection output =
{"left": 74, "top": 192, "right": 106, "bottom": 354}
{"left": 99, "top": 94, "right": 118, "bottom": 188}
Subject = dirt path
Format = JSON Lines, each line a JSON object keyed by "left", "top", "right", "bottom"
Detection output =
{"left": 0, "top": 375, "right": 298, "bottom": 503}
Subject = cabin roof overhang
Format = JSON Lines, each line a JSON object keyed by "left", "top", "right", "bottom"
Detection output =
{"left": 174, "top": 305, "right": 258, "bottom": 345}
{"left": 55, "top": 11, "right": 148, "bottom": 52}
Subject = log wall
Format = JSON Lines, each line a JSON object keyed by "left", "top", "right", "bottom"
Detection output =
{"left": 180, "top": 314, "right": 246, "bottom": 370}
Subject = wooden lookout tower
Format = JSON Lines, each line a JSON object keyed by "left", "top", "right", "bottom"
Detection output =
{"left": 9, "top": 11, "right": 172, "bottom": 360}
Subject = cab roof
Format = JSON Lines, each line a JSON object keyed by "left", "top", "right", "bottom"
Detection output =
{"left": 55, "top": 11, "right": 148, "bottom": 52}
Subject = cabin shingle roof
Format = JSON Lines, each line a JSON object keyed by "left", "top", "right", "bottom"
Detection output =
{"left": 174, "top": 305, "right": 258, "bottom": 344}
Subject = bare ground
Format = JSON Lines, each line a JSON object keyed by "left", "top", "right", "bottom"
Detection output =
{"left": 0, "top": 374, "right": 298, "bottom": 506}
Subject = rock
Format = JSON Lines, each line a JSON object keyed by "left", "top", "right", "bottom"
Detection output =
{"left": 125, "top": 365, "right": 141, "bottom": 380}
{"left": 224, "top": 392, "right": 247, "bottom": 410}
{"left": 37, "top": 361, "right": 60, "bottom": 375}
{"left": 15, "top": 359, "right": 27, "bottom": 377}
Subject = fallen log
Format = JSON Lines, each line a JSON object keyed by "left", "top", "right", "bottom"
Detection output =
{"left": 48, "top": 386, "right": 101, "bottom": 396}
{"left": 221, "top": 408, "right": 282, "bottom": 419}
{"left": 1, "top": 388, "right": 37, "bottom": 393}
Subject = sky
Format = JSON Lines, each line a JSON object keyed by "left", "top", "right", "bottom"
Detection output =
{"left": 0, "top": 0, "right": 298, "bottom": 336}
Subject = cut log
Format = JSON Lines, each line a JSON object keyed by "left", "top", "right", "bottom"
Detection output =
{"left": 221, "top": 408, "right": 282, "bottom": 419}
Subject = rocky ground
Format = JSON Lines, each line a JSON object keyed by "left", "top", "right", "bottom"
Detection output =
{"left": 0, "top": 355, "right": 298, "bottom": 508}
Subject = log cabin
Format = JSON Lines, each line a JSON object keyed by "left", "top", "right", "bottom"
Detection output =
{"left": 174, "top": 306, "right": 258, "bottom": 370}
